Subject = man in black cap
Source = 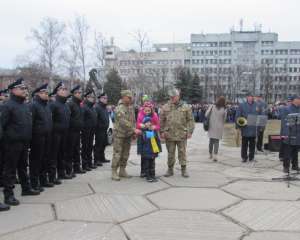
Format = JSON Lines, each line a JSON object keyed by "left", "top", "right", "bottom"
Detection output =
{"left": 94, "top": 92, "right": 110, "bottom": 166}
{"left": 81, "top": 90, "right": 97, "bottom": 171}
{"left": 66, "top": 85, "right": 85, "bottom": 175}
{"left": 49, "top": 81, "right": 71, "bottom": 184}
{"left": 1, "top": 78, "right": 40, "bottom": 206}
{"left": 29, "top": 83, "right": 54, "bottom": 191}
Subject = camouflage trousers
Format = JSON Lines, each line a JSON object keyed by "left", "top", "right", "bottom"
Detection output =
{"left": 112, "top": 137, "right": 132, "bottom": 169}
{"left": 165, "top": 140, "right": 187, "bottom": 168}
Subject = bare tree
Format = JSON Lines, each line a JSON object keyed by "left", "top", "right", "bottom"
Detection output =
{"left": 30, "top": 17, "right": 66, "bottom": 86}
{"left": 70, "top": 15, "right": 90, "bottom": 82}
{"left": 93, "top": 31, "right": 106, "bottom": 67}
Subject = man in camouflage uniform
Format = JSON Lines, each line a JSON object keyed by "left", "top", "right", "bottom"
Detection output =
{"left": 160, "top": 88, "right": 195, "bottom": 178}
{"left": 111, "top": 90, "right": 140, "bottom": 181}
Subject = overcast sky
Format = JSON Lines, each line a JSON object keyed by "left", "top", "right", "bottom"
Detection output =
{"left": 0, "top": 0, "right": 299, "bottom": 68}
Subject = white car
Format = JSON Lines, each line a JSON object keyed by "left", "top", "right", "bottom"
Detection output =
{"left": 107, "top": 117, "right": 113, "bottom": 145}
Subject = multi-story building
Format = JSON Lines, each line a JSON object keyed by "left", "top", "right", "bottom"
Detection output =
{"left": 104, "top": 30, "right": 300, "bottom": 102}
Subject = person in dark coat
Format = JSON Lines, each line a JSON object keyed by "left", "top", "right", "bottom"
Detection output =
{"left": 94, "top": 92, "right": 110, "bottom": 166}
{"left": 137, "top": 116, "right": 162, "bottom": 182}
{"left": 255, "top": 95, "right": 268, "bottom": 151}
{"left": 280, "top": 95, "right": 300, "bottom": 173}
{"left": 49, "top": 82, "right": 71, "bottom": 184}
{"left": 236, "top": 93, "right": 260, "bottom": 162}
{"left": 1, "top": 78, "right": 40, "bottom": 206}
{"left": 66, "top": 85, "right": 85, "bottom": 174}
{"left": 0, "top": 88, "right": 9, "bottom": 188}
{"left": 29, "top": 83, "right": 54, "bottom": 191}
{"left": 81, "top": 90, "right": 97, "bottom": 171}
{"left": 0, "top": 89, "right": 10, "bottom": 211}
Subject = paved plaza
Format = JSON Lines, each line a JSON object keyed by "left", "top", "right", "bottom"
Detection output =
{"left": 1, "top": 124, "right": 300, "bottom": 240}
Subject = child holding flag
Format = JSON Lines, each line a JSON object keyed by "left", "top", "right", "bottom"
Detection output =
{"left": 137, "top": 116, "right": 162, "bottom": 182}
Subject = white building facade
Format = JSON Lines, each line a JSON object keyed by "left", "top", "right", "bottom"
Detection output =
{"left": 103, "top": 30, "right": 300, "bottom": 102}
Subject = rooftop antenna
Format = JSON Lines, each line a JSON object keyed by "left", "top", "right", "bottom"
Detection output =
{"left": 239, "top": 18, "right": 244, "bottom": 32}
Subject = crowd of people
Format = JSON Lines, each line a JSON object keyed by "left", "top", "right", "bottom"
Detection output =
{"left": 0, "top": 78, "right": 111, "bottom": 211}
{"left": 1, "top": 77, "right": 299, "bottom": 214}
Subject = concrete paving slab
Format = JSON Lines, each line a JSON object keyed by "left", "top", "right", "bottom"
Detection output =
{"left": 222, "top": 167, "right": 282, "bottom": 180}
{"left": 0, "top": 221, "right": 127, "bottom": 240}
{"left": 223, "top": 180, "right": 300, "bottom": 200}
{"left": 56, "top": 193, "right": 157, "bottom": 223}
{"left": 90, "top": 177, "right": 170, "bottom": 195}
{"left": 161, "top": 170, "right": 231, "bottom": 187}
{"left": 122, "top": 210, "right": 245, "bottom": 240}
{"left": 0, "top": 204, "right": 54, "bottom": 236}
{"left": 148, "top": 187, "right": 240, "bottom": 211}
{"left": 223, "top": 200, "right": 300, "bottom": 231}
{"left": 243, "top": 232, "right": 300, "bottom": 240}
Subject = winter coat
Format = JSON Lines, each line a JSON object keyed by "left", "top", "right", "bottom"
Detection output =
{"left": 82, "top": 100, "right": 97, "bottom": 129}
{"left": 205, "top": 105, "right": 227, "bottom": 140}
{"left": 31, "top": 95, "right": 52, "bottom": 135}
{"left": 67, "top": 96, "right": 83, "bottom": 130}
{"left": 49, "top": 95, "right": 70, "bottom": 133}
{"left": 95, "top": 102, "right": 110, "bottom": 130}
{"left": 137, "top": 129, "right": 162, "bottom": 159}
{"left": 136, "top": 109, "right": 160, "bottom": 131}
{"left": 0, "top": 94, "right": 32, "bottom": 142}
{"left": 236, "top": 101, "right": 259, "bottom": 137}
{"left": 280, "top": 103, "right": 300, "bottom": 144}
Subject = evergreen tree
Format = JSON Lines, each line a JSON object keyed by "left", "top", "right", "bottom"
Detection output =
{"left": 189, "top": 73, "right": 202, "bottom": 103}
{"left": 103, "top": 69, "right": 122, "bottom": 105}
{"left": 175, "top": 67, "right": 192, "bottom": 101}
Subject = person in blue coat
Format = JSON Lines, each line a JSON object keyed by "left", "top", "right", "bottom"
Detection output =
{"left": 280, "top": 95, "right": 300, "bottom": 173}
{"left": 236, "top": 93, "right": 260, "bottom": 162}
{"left": 255, "top": 95, "right": 268, "bottom": 151}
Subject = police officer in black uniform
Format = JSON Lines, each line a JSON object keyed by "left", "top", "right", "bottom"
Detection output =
{"left": 66, "top": 85, "right": 85, "bottom": 175}
{"left": 0, "top": 89, "right": 10, "bottom": 211}
{"left": 49, "top": 82, "right": 71, "bottom": 184}
{"left": 29, "top": 83, "right": 53, "bottom": 192}
{"left": 81, "top": 90, "right": 97, "bottom": 171}
{"left": 1, "top": 78, "right": 39, "bottom": 206}
{"left": 94, "top": 93, "right": 110, "bottom": 165}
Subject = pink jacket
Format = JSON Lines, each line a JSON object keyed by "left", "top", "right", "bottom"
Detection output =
{"left": 136, "top": 108, "right": 160, "bottom": 131}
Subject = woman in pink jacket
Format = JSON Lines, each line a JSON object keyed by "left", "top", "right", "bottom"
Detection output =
{"left": 136, "top": 102, "right": 160, "bottom": 177}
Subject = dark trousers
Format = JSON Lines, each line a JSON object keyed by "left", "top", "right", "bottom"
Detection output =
{"left": 65, "top": 130, "right": 81, "bottom": 173}
{"left": 40, "top": 132, "right": 51, "bottom": 183}
{"left": 140, "top": 156, "right": 146, "bottom": 175}
{"left": 94, "top": 129, "right": 107, "bottom": 163}
{"left": 279, "top": 140, "right": 284, "bottom": 160}
{"left": 2, "top": 141, "right": 30, "bottom": 195}
{"left": 49, "top": 131, "right": 67, "bottom": 180}
{"left": 0, "top": 142, "right": 3, "bottom": 186}
{"left": 241, "top": 136, "right": 256, "bottom": 160}
{"left": 256, "top": 130, "right": 264, "bottom": 151}
{"left": 29, "top": 133, "right": 47, "bottom": 188}
{"left": 282, "top": 143, "right": 299, "bottom": 170}
{"left": 144, "top": 157, "right": 155, "bottom": 179}
{"left": 81, "top": 128, "right": 95, "bottom": 168}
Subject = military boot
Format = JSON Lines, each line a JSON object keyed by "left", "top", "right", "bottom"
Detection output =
{"left": 164, "top": 167, "right": 174, "bottom": 177}
{"left": 111, "top": 168, "right": 120, "bottom": 181}
{"left": 181, "top": 165, "right": 189, "bottom": 178}
{"left": 4, "top": 189, "right": 20, "bottom": 206}
{"left": 119, "top": 167, "right": 132, "bottom": 178}
{"left": 0, "top": 202, "right": 10, "bottom": 211}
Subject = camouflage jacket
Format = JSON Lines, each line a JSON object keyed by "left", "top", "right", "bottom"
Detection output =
{"left": 113, "top": 101, "right": 136, "bottom": 138}
{"left": 160, "top": 101, "right": 195, "bottom": 141}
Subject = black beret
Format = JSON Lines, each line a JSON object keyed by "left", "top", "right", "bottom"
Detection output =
{"left": 70, "top": 85, "right": 81, "bottom": 94}
{"left": 52, "top": 81, "right": 65, "bottom": 95}
{"left": 7, "top": 77, "right": 25, "bottom": 90}
{"left": 98, "top": 92, "right": 107, "bottom": 98}
{"left": 31, "top": 83, "right": 49, "bottom": 97}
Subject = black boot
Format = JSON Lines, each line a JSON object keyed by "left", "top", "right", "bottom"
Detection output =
{"left": 22, "top": 188, "right": 40, "bottom": 196}
{"left": 74, "top": 168, "right": 86, "bottom": 174}
{"left": 0, "top": 202, "right": 10, "bottom": 211}
{"left": 4, "top": 190, "right": 20, "bottom": 206}
{"left": 40, "top": 177, "right": 54, "bottom": 188}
